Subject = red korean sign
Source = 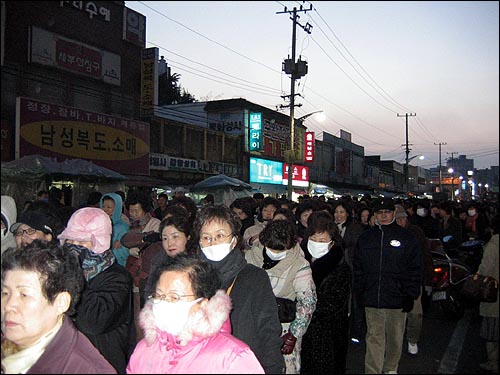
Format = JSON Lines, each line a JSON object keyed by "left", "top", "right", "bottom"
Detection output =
{"left": 304, "top": 131, "right": 314, "bottom": 162}
{"left": 282, "top": 164, "right": 309, "bottom": 187}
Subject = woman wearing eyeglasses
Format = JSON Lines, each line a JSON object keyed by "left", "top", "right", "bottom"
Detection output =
{"left": 126, "top": 254, "right": 264, "bottom": 374}
{"left": 193, "top": 205, "right": 285, "bottom": 374}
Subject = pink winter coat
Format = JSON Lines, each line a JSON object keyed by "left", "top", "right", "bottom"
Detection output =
{"left": 126, "top": 290, "right": 264, "bottom": 374}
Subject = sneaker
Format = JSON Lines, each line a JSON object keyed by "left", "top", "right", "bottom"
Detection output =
{"left": 408, "top": 342, "right": 418, "bottom": 355}
{"left": 386, "top": 371, "right": 398, "bottom": 374}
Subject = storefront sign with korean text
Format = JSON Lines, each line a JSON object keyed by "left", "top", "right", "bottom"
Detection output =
{"left": 16, "top": 97, "right": 149, "bottom": 175}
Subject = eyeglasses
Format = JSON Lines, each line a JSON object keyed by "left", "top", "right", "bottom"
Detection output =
{"left": 199, "top": 233, "right": 232, "bottom": 246}
{"left": 147, "top": 292, "right": 197, "bottom": 304}
{"left": 14, "top": 228, "right": 38, "bottom": 237}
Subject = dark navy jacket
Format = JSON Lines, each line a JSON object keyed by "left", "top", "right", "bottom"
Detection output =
{"left": 353, "top": 221, "right": 422, "bottom": 309}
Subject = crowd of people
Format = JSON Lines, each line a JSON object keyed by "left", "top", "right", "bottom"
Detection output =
{"left": 1, "top": 187, "right": 498, "bottom": 374}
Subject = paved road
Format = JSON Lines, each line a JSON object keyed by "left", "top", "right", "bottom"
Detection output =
{"left": 346, "top": 301, "right": 496, "bottom": 374}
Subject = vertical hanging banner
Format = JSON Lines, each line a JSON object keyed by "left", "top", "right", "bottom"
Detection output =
{"left": 140, "top": 47, "right": 159, "bottom": 117}
{"left": 304, "top": 131, "right": 314, "bottom": 162}
{"left": 249, "top": 112, "right": 263, "bottom": 151}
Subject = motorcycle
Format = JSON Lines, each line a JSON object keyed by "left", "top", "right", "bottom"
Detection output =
{"left": 428, "top": 238, "right": 474, "bottom": 320}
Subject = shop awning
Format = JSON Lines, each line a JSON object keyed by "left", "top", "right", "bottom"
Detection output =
{"left": 123, "top": 174, "right": 170, "bottom": 187}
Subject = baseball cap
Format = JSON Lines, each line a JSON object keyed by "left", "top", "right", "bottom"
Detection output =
{"left": 373, "top": 198, "right": 395, "bottom": 212}
{"left": 10, "top": 211, "right": 54, "bottom": 234}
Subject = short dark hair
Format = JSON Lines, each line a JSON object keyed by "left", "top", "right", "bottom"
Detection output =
{"left": 260, "top": 197, "right": 281, "bottom": 211}
{"left": 273, "top": 208, "right": 296, "bottom": 225}
{"left": 125, "top": 191, "right": 152, "bottom": 212}
{"left": 1, "top": 241, "right": 84, "bottom": 316}
{"left": 259, "top": 219, "right": 296, "bottom": 251}
{"left": 144, "top": 253, "right": 221, "bottom": 300}
{"left": 230, "top": 197, "right": 256, "bottom": 218}
{"left": 163, "top": 204, "right": 190, "bottom": 219}
{"left": 159, "top": 215, "right": 197, "bottom": 256}
{"left": 194, "top": 205, "right": 241, "bottom": 246}
{"left": 305, "top": 210, "right": 340, "bottom": 242}
{"left": 203, "top": 194, "right": 215, "bottom": 204}
{"left": 253, "top": 192, "right": 264, "bottom": 200}
{"left": 158, "top": 193, "right": 168, "bottom": 201}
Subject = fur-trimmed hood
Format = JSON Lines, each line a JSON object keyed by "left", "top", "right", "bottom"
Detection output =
{"left": 139, "top": 289, "right": 232, "bottom": 347}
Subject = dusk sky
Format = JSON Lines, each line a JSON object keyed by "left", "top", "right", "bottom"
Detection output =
{"left": 126, "top": 1, "right": 499, "bottom": 170}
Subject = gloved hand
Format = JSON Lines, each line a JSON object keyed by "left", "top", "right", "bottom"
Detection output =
{"left": 280, "top": 332, "right": 297, "bottom": 355}
{"left": 402, "top": 298, "right": 414, "bottom": 313}
{"left": 142, "top": 232, "right": 161, "bottom": 244}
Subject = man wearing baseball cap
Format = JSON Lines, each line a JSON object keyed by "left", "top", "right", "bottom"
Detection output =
{"left": 10, "top": 210, "right": 57, "bottom": 250}
{"left": 353, "top": 197, "right": 422, "bottom": 374}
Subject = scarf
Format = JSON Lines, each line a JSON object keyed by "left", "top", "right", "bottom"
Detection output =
{"left": 129, "top": 212, "right": 153, "bottom": 232}
{"left": 337, "top": 222, "right": 347, "bottom": 238}
{"left": 68, "top": 244, "right": 115, "bottom": 282}
{"left": 200, "top": 248, "right": 247, "bottom": 290}
{"left": 310, "top": 244, "right": 345, "bottom": 288}
{"left": 465, "top": 214, "right": 477, "bottom": 235}
{"left": 2, "top": 315, "right": 63, "bottom": 374}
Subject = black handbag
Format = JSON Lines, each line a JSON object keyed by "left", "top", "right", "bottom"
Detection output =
{"left": 275, "top": 297, "right": 297, "bottom": 323}
{"left": 461, "top": 275, "right": 498, "bottom": 303}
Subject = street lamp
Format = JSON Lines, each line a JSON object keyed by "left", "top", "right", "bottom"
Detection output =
{"left": 448, "top": 167, "right": 454, "bottom": 200}
{"left": 287, "top": 110, "right": 324, "bottom": 200}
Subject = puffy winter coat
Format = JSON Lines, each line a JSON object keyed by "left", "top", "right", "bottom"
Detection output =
{"left": 353, "top": 221, "right": 422, "bottom": 309}
{"left": 126, "top": 290, "right": 264, "bottom": 374}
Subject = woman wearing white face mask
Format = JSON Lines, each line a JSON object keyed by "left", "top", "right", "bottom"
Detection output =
{"left": 127, "top": 254, "right": 264, "bottom": 374}
{"left": 464, "top": 202, "right": 490, "bottom": 241}
{"left": 299, "top": 211, "right": 352, "bottom": 374}
{"left": 193, "top": 205, "right": 286, "bottom": 374}
{"left": 246, "top": 220, "right": 317, "bottom": 374}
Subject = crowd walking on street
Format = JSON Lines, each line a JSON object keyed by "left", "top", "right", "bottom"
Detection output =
{"left": 1, "top": 189, "right": 499, "bottom": 374}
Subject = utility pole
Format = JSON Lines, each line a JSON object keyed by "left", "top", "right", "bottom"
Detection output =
{"left": 447, "top": 151, "right": 458, "bottom": 200}
{"left": 447, "top": 151, "right": 458, "bottom": 170}
{"left": 398, "top": 113, "right": 416, "bottom": 193}
{"left": 278, "top": 4, "right": 312, "bottom": 200}
{"left": 435, "top": 142, "right": 447, "bottom": 192}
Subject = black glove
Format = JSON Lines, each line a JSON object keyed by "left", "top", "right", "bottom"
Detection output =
{"left": 402, "top": 298, "right": 414, "bottom": 313}
{"left": 280, "top": 332, "right": 297, "bottom": 355}
{"left": 142, "top": 232, "right": 161, "bottom": 244}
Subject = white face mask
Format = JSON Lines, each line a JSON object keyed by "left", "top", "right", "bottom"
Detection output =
{"left": 152, "top": 298, "right": 202, "bottom": 335}
{"left": 307, "top": 239, "right": 331, "bottom": 259}
{"left": 468, "top": 209, "right": 476, "bottom": 217}
{"left": 266, "top": 248, "right": 287, "bottom": 261}
{"left": 416, "top": 208, "right": 426, "bottom": 217}
{"left": 201, "top": 237, "right": 235, "bottom": 261}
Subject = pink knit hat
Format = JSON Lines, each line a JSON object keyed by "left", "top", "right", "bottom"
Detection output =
{"left": 58, "top": 207, "right": 112, "bottom": 254}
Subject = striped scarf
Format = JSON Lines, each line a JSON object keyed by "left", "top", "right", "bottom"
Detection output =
{"left": 67, "top": 244, "right": 115, "bottom": 281}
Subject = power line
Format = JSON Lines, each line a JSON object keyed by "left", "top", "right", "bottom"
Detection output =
{"left": 307, "top": 10, "right": 409, "bottom": 114}
{"left": 137, "top": 1, "right": 281, "bottom": 75}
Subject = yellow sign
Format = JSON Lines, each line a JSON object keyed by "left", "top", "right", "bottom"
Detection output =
{"left": 21, "top": 121, "right": 149, "bottom": 160}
